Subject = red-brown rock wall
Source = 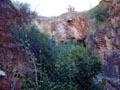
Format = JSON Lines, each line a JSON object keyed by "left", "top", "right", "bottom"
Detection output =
{"left": 0, "top": 0, "right": 30, "bottom": 90}
{"left": 89, "top": 1, "right": 120, "bottom": 90}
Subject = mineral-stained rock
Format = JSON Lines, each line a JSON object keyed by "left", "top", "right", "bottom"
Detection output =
{"left": 37, "top": 11, "right": 89, "bottom": 44}
{"left": 0, "top": 0, "right": 30, "bottom": 90}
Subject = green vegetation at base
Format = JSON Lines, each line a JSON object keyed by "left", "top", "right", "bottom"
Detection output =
{"left": 12, "top": 24, "right": 103, "bottom": 90}
{"left": 11, "top": 2, "right": 105, "bottom": 90}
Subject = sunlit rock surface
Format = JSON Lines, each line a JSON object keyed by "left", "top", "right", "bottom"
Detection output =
{"left": 37, "top": 11, "right": 89, "bottom": 44}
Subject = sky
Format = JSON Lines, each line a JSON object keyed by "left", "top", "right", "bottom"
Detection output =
{"left": 12, "top": 0, "right": 101, "bottom": 17}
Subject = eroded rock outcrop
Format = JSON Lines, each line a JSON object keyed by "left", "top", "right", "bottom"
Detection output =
{"left": 90, "top": 27, "right": 120, "bottom": 90}
{"left": 37, "top": 11, "right": 89, "bottom": 44}
{"left": 0, "top": 0, "right": 30, "bottom": 90}
{"left": 90, "top": 0, "right": 120, "bottom": 89}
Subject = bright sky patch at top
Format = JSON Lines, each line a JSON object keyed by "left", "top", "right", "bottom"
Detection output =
{"left": 13, "top": 0, "right": 101, "bottom": 17}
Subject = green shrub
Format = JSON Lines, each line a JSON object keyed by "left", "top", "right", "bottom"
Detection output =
{"left": 12, "top": 25, "right": 103, "bottom": 90}
{"left": 12, "top": 25, "right": 103, "bottom": 89}
{"left": 74, "top": 57, "right": 101, "bottom": 90}
{"left": 11, "top": 2, "right": 103, "bottom": 90}
{"left": 90, "top": 5, "right": 109, "bottom": 22}
{"left": 61, "top": 45, "right": 102, "bottom": 90}
{"left": 12, "top": 25, "right": 57, "bottom": 89}
{"left": 118, "top": 0, "right": 120, "bottom": 3}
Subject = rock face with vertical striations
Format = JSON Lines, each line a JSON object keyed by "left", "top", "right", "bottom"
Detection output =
{"left": 37, "top": 11, "right": 89, "bottom": 44}
{"left": 0, "top": 0, "right": 30, "bottom": 90}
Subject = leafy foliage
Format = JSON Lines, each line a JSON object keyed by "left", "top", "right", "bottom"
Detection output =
{"left": 58, "top": 45, "right": 102, "bottom": 90}
{"left": 118, "top": 0, "right": 120, "bottom": 3}
{"left": 89, "top": 4, "right": 110, "bottom": 32}
{"left": 11, "top": 2, "right": 104, "bottom": 90}
{"left": 12, "top": 24, "right": 103, "bottom": 90}
{"left": 90, "top": 5, "right": 109, "bottom": 22}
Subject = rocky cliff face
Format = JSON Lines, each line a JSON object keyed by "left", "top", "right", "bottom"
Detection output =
{"left": 90, "top": 27, "right": 120, "bottom": 89}
{"left": 0, "top": 0, "right": 30, "bottom": 90}
{"left": 90, "top": 0, "right": 120, "bottom": 90}
{"left": 0, "top": 0, "right": 119, "bottom": 90}
{"left": 37, "top": 11, "right": 89, "bottom": 44}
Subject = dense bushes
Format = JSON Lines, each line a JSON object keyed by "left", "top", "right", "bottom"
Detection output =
{"left": 11, "top": 24, "right": 56, "bottom": 89}
{"left": 89, "top": 4, "right": 110, "bottom": 32}
{"left": 90, "top": 5, "right": 109, "bottom": 22}
{"left": 12, "top": 24, "right": 103, "bottom": 90}
{"left": 67, "top": 46, "right": 102, "bottom": 90}
{"left": 11, "top": 2, "right": 103, "bottom": 90}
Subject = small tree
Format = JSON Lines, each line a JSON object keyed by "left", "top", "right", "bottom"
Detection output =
{"left": 67, "top": 5, "right": 75, "bottom": 12}
{"left": 63, "top": 45, "right": 102, "bottom": 90}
